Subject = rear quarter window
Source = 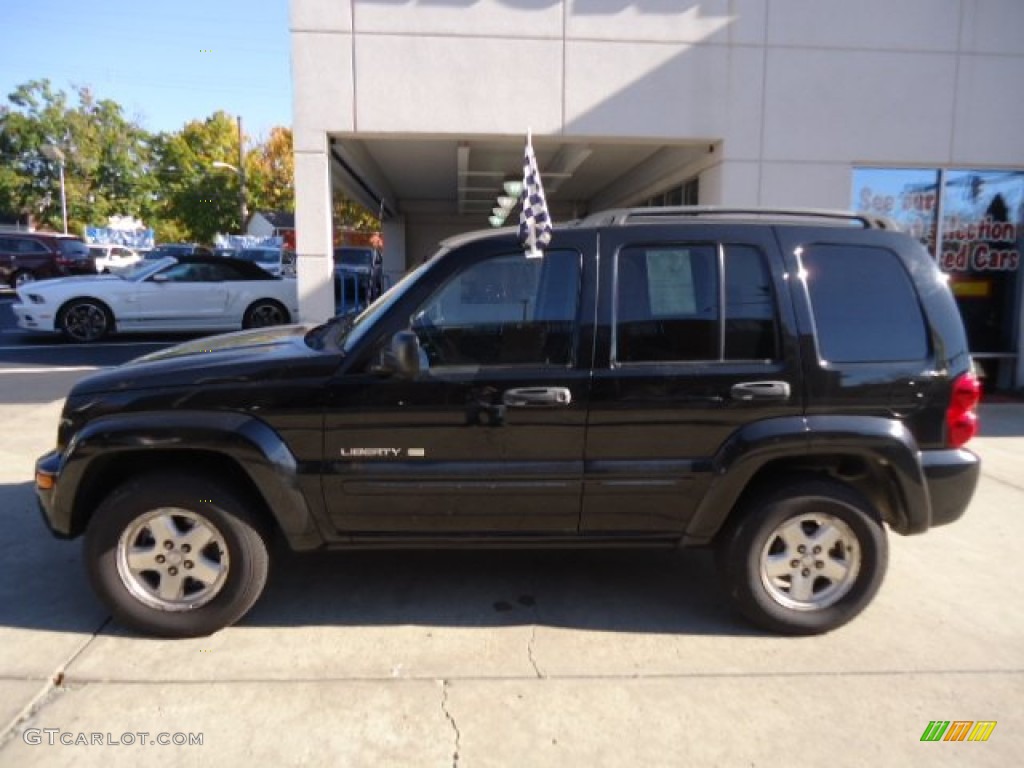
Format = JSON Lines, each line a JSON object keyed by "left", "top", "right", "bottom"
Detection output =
{"left": 801, "top": 244, "right": 929, "bottom": 363}
{"left": 57, "top": 239, "right": 90, "bottom": 257}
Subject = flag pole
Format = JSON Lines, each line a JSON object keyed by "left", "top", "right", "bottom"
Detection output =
{"left": 519, "top": 127, "right": 551, "bottom": 259}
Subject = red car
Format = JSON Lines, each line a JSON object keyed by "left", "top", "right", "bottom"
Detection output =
{"left": 0, "top": 232, "right": 97, "bottom": 288}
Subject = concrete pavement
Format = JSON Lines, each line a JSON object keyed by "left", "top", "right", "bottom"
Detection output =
{"left": 0, "top": 398, "right": 1021, "bottom": 766}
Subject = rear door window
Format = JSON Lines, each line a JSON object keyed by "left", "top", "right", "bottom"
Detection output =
{"left": 801, "top": 244, "right": 928, "bottom": 363}
{"left": 613, "top": 244, "right": 780, "bottom": 363}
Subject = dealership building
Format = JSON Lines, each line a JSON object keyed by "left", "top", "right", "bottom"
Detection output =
{"left": 290, "top": 0, "right": 1024, "bottom": 387}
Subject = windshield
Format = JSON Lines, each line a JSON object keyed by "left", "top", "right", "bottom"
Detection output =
{"left": 238, "top": 249, "right": 279, "bottom": 264}
{"left": 337, "top": 258, "right": 433, "bottom": 353}
{"left": 334, "top": 247, "right": 374, "bottom": 268}
{"left": 119, "top": 257, "right": 176, "bottom": 281}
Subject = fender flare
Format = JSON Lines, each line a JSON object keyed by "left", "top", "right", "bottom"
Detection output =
{"left": 683, "top": 415, "right": 929, "bottom": 542}
{"left": 53, "top": 410, "right": 322, "bottom": 549}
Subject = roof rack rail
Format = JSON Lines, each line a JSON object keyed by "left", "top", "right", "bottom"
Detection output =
{"left": 578, "top": 206, "right": 898, "bottom": 230}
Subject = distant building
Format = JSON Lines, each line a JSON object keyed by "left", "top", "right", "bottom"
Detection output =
{"left": 0, "top": 213, "right": 33, "bottom": 231}
{"left": 247, "top": 211, "right": 295, "bottom": 249}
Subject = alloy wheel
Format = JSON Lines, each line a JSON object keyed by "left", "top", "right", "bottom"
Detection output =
{"left": 62, "top": 302, "right": 109, "bottom": 342}
{"left": 116, "top": 508, "right": 230, "bottom": 612}
{"left": 758, "top": 512, "right": 862, "bottom": 611}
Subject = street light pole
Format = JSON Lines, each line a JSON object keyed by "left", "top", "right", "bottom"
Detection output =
{"left": 211, "top": 160, "right": 247, "bottom": 235}
{"left": 41, "top": 144, "right": 68, "bottom": 234}
{"left": 237, "top": 116, "right": 247, "bottom": 234}
{"left": 211, "top": 118, "right": 248, "bottom": 235}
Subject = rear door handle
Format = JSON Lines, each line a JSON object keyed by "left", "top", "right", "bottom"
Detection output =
{"left": 503, "top": 387, "right": 573, "bottom": 407}
{"left": 730, "top": 381, "right": 791, "bottom": 402}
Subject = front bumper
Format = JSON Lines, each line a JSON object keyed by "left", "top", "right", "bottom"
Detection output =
{"left": 34, "top": 450, "right": 73, "bottom": 538}
{"left": 922, "top": 448, "right": 981, "bottom": 528}
{"left": 12, "top": 302, "right": 57, "bottom": 332}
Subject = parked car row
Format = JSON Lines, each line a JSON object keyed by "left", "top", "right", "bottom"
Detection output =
{"left": 12, "top": 254, "right": 299, "bottom": 343}
{"left": 4, "top": 234, "right": 380, "bottom": 345}
{"left": 0, "top": 232, "right": 96, "bottom": 288}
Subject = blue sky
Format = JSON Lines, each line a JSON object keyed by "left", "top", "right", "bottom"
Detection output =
{"left": 0, "top": 0, "right": 291, "bottom": 139}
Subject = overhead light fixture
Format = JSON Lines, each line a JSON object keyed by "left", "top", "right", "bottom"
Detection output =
{"left": 497, "top": 195, "right": 518, "bottom": 211}
{"left": 503, "top": 180, "right": 523, "bottom": 198}
{"left": 488, "top": 215, "right": 506, "bottom": 228}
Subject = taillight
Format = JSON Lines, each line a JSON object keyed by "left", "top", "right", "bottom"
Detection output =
{"left": 946, "top": 371, "right": 981, "bottom": 448}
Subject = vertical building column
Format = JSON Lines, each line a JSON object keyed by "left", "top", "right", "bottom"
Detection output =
{"left": 382, "top": 215, "right": 407, "bottom": 287}
{"left": 294, "top": 138, "right": 335, "bottom": 323}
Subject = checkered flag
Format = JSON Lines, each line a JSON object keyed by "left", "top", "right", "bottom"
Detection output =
{"left": 518, "top": 132, "right": 552, "bottom": 257}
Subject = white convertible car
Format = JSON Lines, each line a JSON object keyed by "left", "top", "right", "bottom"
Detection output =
{"left": 13, "top": 255, "right": 300, "bottom": 343}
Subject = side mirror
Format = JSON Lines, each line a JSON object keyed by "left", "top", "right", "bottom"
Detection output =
{"left": 376, "top": 330, "right": 421, "bottom": 379}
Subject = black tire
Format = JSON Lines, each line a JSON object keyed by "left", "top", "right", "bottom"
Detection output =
{"left": 58, "top": 298, "right": 113, "bottom": 343}
{"left": 243, "top": 299, "right": 289, "bottom": 329}
{"left": 12, "top": 270, "right": 36, "bottom": 289}
{"left": 716, "top": 477, "right": 888, "bottom": 635}
{"left": 84, "top": 472, "right": 270, "bottom": 638}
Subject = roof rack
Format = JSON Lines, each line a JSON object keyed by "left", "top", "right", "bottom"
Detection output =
{"left": 577, "top": 206, "right": 898, "bottom": 230}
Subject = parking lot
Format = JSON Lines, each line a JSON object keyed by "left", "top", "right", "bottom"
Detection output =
{"left": 0, "top": 291, "right": 1021, "bottom": 767}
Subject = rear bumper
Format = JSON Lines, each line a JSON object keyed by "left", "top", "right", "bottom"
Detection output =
{"left": 921, "top": 448, "right": 981, "bottom": 528}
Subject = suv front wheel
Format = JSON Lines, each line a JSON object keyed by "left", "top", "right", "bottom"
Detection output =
{"left": 85, "top": 472, "right": 270, "bottom": 637}
{"left": 717, "top": 478, "right": 888, "bottom": 635}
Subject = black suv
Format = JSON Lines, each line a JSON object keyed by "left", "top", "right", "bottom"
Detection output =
{"left": 0, "top": 232, "right": 96, "bottom": 288}
{"left": 34, "top": 208, "right": 981, "bottom": 637}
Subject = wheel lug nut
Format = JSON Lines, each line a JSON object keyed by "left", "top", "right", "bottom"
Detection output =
{"left": 164, "top": 541, "right": 174, "bottom": 550}
{"left": 797, "top": 545, "right": 806, "bottom": 554}
{"left": 155, "top": 555, "right": 166, "bottom": 564}
{"left": 815, "top": 561, "right": 824, "bottom": 569}
{"left": 168, "top": 566, "right": 178, "bottom": 576}
{"left": 181, "top": 544, "right": 191, "bottom": 553}
{"left": 184, "top": 561, "right": 193, "bottom": 570}
{"left": 813, "top": 546, "right": 821, "bottom": 554}
{"left": 801, "top": 568, "right": 810, "bottom": 577}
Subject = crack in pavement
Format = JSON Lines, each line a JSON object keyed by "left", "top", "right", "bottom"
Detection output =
{"left": 0, "top": 616, "right": 111, "bottom": 749}
{"left": 527, "top": 624, "right": 543, "bottom": 679}
{"left": 439, "top": 679, "right": 460, "bottom": 768}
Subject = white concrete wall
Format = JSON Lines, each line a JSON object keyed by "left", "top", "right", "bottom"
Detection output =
{"left": 292, "top": 0, "right": 1024, "bottom": 320}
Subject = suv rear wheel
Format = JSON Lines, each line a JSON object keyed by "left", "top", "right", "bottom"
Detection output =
{"left": 12, "top": 270, "right": 36, "bottom": 288}
{"left": 85, "top": 472, "right": 270, "bottom": 637}
{"left": 717, "top": 478, "right": 887, "bottom": 635}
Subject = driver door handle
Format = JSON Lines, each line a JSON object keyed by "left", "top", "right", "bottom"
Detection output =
{"left": 503, "top": 387, "right": 573, "bottom": 407}
{"left": 730, "top": 381, "right": 791, "bottom": 402}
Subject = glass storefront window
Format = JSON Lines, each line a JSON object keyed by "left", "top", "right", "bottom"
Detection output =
{"left": 941, "top": 170, "right": 1024, "bottom": 354}
{"left": 852, "top": 168, "right": 1024, "bottom": 384}
{"left": 852, "top": 168, "right": 940, "bottom": 251}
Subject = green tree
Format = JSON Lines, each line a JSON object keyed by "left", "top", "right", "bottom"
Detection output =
{"left": 0, "top": 80, "right": 155, "bottom": 234}
{"left": 245, "top": 126, "right": 293, "bottom": 214}
{"left": 152, "top": 111, "right": 242, "bottom": 241}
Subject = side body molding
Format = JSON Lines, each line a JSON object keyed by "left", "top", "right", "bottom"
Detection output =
{"left": 52, "top": 410, "right": 322, "bottom": 549}
{"left": 683, "top": 415, "right": 930, "bottom": 543}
